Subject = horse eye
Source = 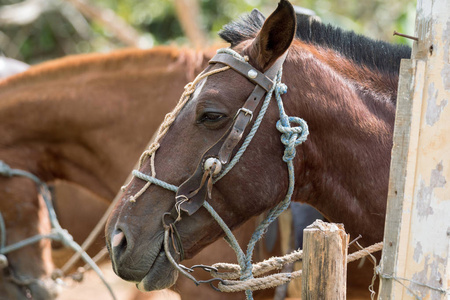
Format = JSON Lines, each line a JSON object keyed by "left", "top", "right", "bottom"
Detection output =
{"left": 198, "top": 112, "right": 226, "bottom": 123}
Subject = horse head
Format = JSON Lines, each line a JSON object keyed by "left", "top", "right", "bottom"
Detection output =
{"left": 107, "top": 0, "right": 408, "bottom": 293}
{"left": 0, "top": 169, "right": 58, "bottom": 299}
{"left": 106, "top": 0, "right": 300, "bottom": 292}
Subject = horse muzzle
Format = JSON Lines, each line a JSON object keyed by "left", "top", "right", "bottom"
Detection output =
{"left": 108, "top": 224, "right": 179, "bottom": 291}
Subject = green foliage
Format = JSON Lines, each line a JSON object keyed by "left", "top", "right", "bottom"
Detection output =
{"left": 0, "top": 0, "right": 416, "bottom": 64}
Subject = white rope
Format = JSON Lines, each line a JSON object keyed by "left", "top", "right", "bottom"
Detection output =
{"left": 211, "top": 241, "right": 384, "bottom": 292}
{"left": 211, "top": 249, "right": 303, "bottom": 280}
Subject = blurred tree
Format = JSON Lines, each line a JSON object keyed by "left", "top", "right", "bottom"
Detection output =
{"left": 0, "top": 0, "right": 416, "bottom": 65}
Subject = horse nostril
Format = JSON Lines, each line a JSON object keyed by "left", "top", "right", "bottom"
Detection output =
{"left": 111, "top": 229, "right": 128, "bottom": 259}
{"left": 112, "top": 230, "right": 125, "bottom": 248}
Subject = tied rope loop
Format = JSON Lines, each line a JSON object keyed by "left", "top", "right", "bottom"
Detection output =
{"left": 276, "top": 117, "right": 309, "bottom": 162}
{"left": 274, "top": 80, "right": 309, "bottom": 163}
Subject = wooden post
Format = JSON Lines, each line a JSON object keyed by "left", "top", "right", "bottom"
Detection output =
{"left": 379, "top": 0, "right": 450, "bottom": 299}
{"left": 173, "top": 0, "right": 207, "bottom": 48}
{"left": 65, "top": 0, "right": 141, "bottom": 47}
{"left": 301, "top": 220, "right": 349, "bottom": 299}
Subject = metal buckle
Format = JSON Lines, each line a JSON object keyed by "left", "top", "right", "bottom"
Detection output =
{"left": 234, "top": 107, "right": 253, "bottom": 121}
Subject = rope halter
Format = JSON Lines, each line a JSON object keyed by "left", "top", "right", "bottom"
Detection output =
{"left": 0, "top": 160, "right": 117, "bottom": 300}
{"left": 128, "top": 47, "right": 309, "bottom": 300}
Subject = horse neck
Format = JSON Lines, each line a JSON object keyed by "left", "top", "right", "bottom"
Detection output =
{"left": 285, "top": 44, "right": 397, "bottom": 245}
{"left": 293, "top": 41, "right": 401, "bottom": 102}
{"left": 0, "top": 47, "right": 210, "bottom": 201}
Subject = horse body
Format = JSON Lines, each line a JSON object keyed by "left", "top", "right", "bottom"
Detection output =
{"left": 106, "top": 0, "right": 410, "bottom": 297}
{"left": 1, "top": 47, "right": 206, "bottom": 199}
{"left": 0, "top": 47, "right": 211, "bottom": 299}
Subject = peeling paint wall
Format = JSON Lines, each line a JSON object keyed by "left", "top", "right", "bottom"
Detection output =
{"left": 379, "top": 0, "right": 450, "bottom": 299}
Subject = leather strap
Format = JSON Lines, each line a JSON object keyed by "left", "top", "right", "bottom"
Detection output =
{"left": 209, "top": 53, "right": 274, "bottom": 91}
{"left": 176, "top": 51, "right": 288, "bottom": 215}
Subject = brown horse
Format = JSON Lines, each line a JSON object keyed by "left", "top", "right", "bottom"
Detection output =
{"left": 106, "top": 0, "right": 411, "bottom": 298}
{"left": 0, "top": 45, "right": 288, "bottom": 300}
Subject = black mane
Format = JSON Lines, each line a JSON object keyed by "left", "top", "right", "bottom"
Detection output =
{"left": 219, "top": 9, "right": 411, "bottom": 74}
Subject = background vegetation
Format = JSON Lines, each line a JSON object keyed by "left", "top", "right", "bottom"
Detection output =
{"left": 0, "top": 0, "right": 416, "bottom": 65}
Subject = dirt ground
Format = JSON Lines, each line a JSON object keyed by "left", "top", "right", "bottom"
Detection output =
{"left": 57, "top": 263, "right": 180, "bottom": 300}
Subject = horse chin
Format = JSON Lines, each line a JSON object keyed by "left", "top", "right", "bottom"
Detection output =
{"left": 136, "top": 250, "right": 179, "bottom": 292}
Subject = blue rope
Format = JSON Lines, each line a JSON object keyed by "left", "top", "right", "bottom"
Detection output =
{"left": 132, "top": 170, "right": 178, "bottom": 192}
{"left": 131, "top": 48, "right": 309, "bottom": 300}
{"left": 202, "top": 202, "right": 247, "bottom": 269}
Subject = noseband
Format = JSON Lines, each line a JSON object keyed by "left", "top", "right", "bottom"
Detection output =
{"left": 131, "top": 48, "right": 309, "bottom": 299}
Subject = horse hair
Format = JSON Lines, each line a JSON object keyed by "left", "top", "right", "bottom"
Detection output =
{"left": 219, "top": 9, "right": 411, "bottom": 77}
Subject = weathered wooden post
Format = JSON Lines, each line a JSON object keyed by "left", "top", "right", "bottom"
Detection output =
{"left": 301, "top": 220, "right": 349, "bottom": 299}
{"left": 378, "top": 0, "right": 450, "bottom": 299}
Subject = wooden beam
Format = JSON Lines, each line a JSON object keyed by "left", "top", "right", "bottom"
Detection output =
{"left": 302, "top": 220, "right": 349, "bottom": 299}
{"left": 378, "top": 0, "right": 450, "bottom": 299}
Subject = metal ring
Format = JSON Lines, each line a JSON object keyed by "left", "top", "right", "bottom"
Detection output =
{"left": 178, "top": 264, "right": 194, "bottom": 273}
{"left": 161, "top": 212, "right": 177, "bottom": 229}
{"left": 200, "top": 278, "right": 225, "bottom": 292}
{"left": 189, "top": 264, "right": 219, "bottom": 273}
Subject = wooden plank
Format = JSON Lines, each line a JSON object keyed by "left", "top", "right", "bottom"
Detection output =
{"left": 378, "top": 58, "right": 426, "bottom": 299}
{"left": 301, "top": 220, "right": 349, "bottom": 299}
{"left": 378, "top": 0, "right": 450, "bottom": 299}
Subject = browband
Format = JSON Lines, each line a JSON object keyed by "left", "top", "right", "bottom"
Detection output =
{"left": 176, "top": 50, "right": 288, "bottom": 215}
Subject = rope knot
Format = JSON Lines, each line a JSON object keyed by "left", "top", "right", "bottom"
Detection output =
{"left": 147, "top": 142, "right": 160, "bottom": 154}
{"left": 276, "top": 117, "right": 309, "bottom": 162}
{"left": 184, "top": 82, "right": 194, "bottom": 92}
{"left": 276, "top": 83, "right": 287, "bottom": 95}
{"left": 0, "top": 161, "right": 13, "bottom": 177}
{"left": 163, "top": 112, "right": 175, "bottom": 124}
{"left": 240, "top": 263, "right": 254, "bottom": 281}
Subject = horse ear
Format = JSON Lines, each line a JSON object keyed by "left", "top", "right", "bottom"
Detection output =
{"left": 249, "top": 0, "right": 297, "bottom": 72}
